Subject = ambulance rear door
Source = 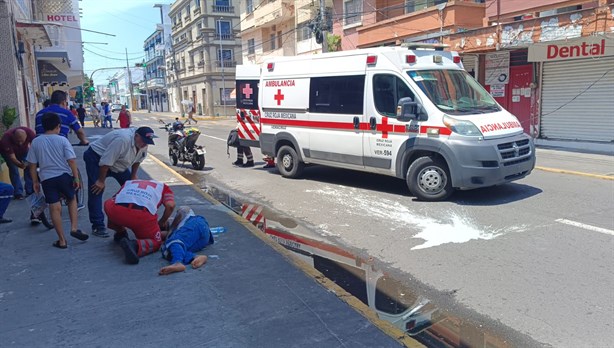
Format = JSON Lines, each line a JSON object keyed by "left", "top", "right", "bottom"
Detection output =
{"left": 236, "top": 65, "right": 261, "bottom": 148}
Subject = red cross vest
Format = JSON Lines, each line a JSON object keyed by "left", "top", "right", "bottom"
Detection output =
{"left": 115, "top": 180, "right": 165, "bottom": 215}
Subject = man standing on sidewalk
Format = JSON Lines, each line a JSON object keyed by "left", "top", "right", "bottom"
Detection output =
{"left": 35, "top": 90, "right": 89, "bottom": 145}
{"left": 84, "top": 127, "right": 154, "bottom": 237}
{"left": 0, "top": 127, "right": 35, "bottom": 199}
{"left": 104, "top": 179, "right": 175, "bottom": 264}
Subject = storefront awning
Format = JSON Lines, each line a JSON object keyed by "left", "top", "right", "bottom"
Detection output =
{"left": 15, "top": 21, "right": 53, "bottom": 47}
{"left": 37, "top": 60, "right": 68, "bottom": 86}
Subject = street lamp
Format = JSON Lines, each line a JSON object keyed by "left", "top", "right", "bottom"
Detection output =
{"left": 218, "top": 17, "right": 226, "bottom": 118}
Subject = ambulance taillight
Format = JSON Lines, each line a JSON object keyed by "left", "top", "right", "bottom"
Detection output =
{"left": 406, "top": 55, "right": 416, "bottom": 64}
{"left": 366, "top": 55, "right": 377, "bottom": 66}
{"left": 453, "top": 56, "right": 461, "bottom": 64}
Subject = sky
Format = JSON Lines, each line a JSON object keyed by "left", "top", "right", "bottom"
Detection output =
{"left": 80, "top": 0, "right": 173, "bottom": 83}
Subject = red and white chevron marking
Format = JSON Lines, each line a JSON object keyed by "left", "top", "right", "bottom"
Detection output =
{"left": 241, "top": 203, "right": 265, "bottom": 225}
{"left": 236, "top": 109, "right": 261, "bottom": 141}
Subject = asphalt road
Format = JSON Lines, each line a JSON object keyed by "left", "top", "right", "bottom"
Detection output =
{"left": 134, "top": 112, "right": 613, "bottom": 348}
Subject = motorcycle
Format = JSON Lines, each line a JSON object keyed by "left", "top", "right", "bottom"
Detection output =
{"left": 159, "top": 119, "right": 206, "bottom": 170}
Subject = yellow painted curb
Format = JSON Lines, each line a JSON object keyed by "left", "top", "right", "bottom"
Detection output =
{"left": 146, "top": 153, "right": 422, "bottom": 347}
{"left": 535, "top": 166, "right": 614, "bottom": 181}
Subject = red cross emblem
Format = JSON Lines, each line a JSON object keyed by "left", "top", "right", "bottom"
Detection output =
{"left": 242, "top": 84, "right": 253, "bottom": 98}
{"left": 132, "top": 180, "right": 158, "bottom": 190}
{"left": 274, "top": 89, "right": 284, "bottom": 105}
{"left": 376, "top": 117, "right": 395, "bottom": 139}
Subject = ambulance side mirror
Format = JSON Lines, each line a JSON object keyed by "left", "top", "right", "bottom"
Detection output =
{"left": 397, "top": 98, "right": 420, "bottom": 122}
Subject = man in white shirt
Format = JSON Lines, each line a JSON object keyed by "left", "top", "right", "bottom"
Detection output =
{"left": 83, "top": 126, "right": 155, "bottom": 237}
{"left": 89, "top": 102, "right": 101, "bottom": 127}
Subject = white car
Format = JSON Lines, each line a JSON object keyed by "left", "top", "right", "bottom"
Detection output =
{"left": 111, "top": 104, "right": 122, "bottom": 112}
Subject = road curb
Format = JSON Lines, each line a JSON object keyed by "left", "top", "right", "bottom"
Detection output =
{"left": 535, "top": 166, "right": 614, "bottom": 181}
{"left": 147, "top": 153, "right": 422, "bottom": 348}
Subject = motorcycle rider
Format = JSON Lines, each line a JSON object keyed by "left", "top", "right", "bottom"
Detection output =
{"left": 172, "top": 117, "right": 184, "bottom": 132}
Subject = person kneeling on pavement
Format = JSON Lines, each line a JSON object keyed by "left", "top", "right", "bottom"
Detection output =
{"left": 104, "top": 179, "right": 175, "bottom": 264}
{"left": 159, "top": 206, "right": 214, "bottom": 275}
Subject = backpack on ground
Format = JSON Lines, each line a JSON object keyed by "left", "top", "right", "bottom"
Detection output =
{"left": 227, "top": 129, "right": 239, "bottom": 156}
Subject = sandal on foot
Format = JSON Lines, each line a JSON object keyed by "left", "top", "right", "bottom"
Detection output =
{"left": 52, "top": 240, "right": 67, "bottom": 249}
{"left": 70, "top": 229, "right": 89, "bottom": 241}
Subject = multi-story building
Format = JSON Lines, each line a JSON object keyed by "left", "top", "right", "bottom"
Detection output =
{"left": 110, "top": 68, "right": 143, "bottom": 107}
{"left": 140, "top": 4, "right": 172, "bottom": 112}
{"left": 167, "top": 0, "right": 242, "bottom": 116}
{"left": 239, "top": 0, "right": 328, "bottom": 65}
{"left": 0, "top": 0, "right": 52, "bottom": 128}
{"left": 33, "top": 0, "right": 84, "bottom": 106}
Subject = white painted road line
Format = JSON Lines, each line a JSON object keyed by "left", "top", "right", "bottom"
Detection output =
{"left": 555, "top": 219, "right": 614, "bottom": 236}
{"left": 202, "top": 134, "right": 226, "bottom": 142}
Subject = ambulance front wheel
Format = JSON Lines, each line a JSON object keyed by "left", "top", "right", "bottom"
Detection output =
{"left": 277, "top": 145, "right": 304, "bottom": 178}
{"left": 407, "top": 156, "right": 454, "bottom": 201}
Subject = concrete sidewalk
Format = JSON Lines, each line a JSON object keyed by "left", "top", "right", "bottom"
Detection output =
{"left": 0, "top": 128, "right": 407, "bottom": 347}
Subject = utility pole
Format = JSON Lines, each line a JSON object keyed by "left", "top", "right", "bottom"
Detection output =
{"left": 125, "top": 48, "right": 135, "bottom": 110}
{"left": 320, "top": 0, "right": 328, "bottom": 53}
{"left": 218, "top": 18, "right": 226, "bottom": 117}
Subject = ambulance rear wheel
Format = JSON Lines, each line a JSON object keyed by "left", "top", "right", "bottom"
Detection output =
{"left": 407, "top": 156, "right": 453, "bottom": 201}
{"left": 277, "top": 145, "right": 304, "bottom": 178}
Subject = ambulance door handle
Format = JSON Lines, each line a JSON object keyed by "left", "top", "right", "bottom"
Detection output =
{"left": 353, "top": 116, "right": 359, "bottom": 129}
{"left": 369, "top": 117, "right": 377, "bottom": 130}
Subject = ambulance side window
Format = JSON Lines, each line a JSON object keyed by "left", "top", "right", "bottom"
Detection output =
{"left": 373, "top": 74, "right": 415, "bottom": 118}
{"left": 309, "top": 75, "right": 365, "bottom": 115}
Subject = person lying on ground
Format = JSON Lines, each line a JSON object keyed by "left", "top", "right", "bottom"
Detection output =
{"left": 159, "top": 206, "right": 214, "bottom": 275}
{"left": 27, "top": 112, "right": 89, "bottom": 249}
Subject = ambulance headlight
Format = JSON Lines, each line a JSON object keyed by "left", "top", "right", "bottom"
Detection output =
{"left": 442, "top": 115, "right": 482, "bottom": 136}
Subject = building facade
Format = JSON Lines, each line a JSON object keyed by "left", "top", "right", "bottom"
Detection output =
{"left": 167, "top": 0, "right": 242, "bottom": 116}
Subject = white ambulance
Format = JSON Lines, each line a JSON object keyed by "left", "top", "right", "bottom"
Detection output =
{"left": 235, "top": 45, "right": 535, "bottom": 201}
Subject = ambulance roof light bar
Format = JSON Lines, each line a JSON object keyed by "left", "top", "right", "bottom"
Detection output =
{"left": 401, "top": 43, "right": 449, "bottom": 51}
{"left": 267, "top": 62, "right": 274, "bottom": 71}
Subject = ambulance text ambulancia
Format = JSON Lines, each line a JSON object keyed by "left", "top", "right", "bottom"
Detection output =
{"left": 235, "top": 45, "right": 535, "bottom": 201}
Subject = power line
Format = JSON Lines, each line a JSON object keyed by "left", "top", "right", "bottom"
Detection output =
{"left": 83, "top": 47, "right": 145, "bottom": 61}
{"left": 84, "top": 44, "right": 143, "bottom": 55}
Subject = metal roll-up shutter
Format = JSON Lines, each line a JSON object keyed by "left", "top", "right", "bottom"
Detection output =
{"left": 541, "top": 56, "right": 614, "bottom": 142}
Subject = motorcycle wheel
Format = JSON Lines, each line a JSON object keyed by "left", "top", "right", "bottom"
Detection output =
{"left": 169, "top": 149, "right": 178, "bottom": 166}
{"left": 192, "top": 154, "right": 205, "bottom": 170}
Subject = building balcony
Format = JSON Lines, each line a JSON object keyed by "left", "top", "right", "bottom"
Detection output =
{"left": 193, "top": 7, "right": 201, "bottom": 16}
{"left": 215, "top": 33, "right": 235, "bottom": 41}
{"left": 254, "top": 0, "right": 293, "bottom": 27}
{"left": 215, "top": 60, "right": 237, "bottom": 68}
{"left": 188, "top": 65, "right": 195, "bottom": 71}
{"left": 357, "top": 0, "right": 485, "bottom": 47}
{"left": 147, "top": 77, "right": 166, "bottom": 89}
{"left": 172, "top": 21, "right": 183, "bottom": 31}
{"left": 212, "top": 5, "right": 234, "bottom": 13}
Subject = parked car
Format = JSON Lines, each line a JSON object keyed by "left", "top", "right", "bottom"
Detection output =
{"left": 111, "top": 104, "right": 122, "bottom": 112}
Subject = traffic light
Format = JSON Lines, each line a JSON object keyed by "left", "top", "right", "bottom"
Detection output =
{"left": 142, "top": 62, "right": 147, "bottom": 67}
{"left": 89, "top": 78, "right": 95, "bottom": 91}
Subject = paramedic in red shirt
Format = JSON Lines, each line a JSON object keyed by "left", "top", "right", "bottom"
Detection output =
{"left": 104, "top": 179, "right": 175, "bottom": 264}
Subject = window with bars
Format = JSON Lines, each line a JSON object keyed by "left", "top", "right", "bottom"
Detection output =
{"left": 270, "top": 33, "right": 276, "bottom": 50}
{"left": 247, "top": 39, "right": 255, "bottom": 54}
{"left": 297, "top": 22, "right": 313, "bottom": 41}
{"left": 406, "top": 0, "right": 447, "bottom": 14}
{"left": 344, "top": 0, "right": 363, "bottom": 26}
{"left": 246, "top": 0, "right": 253, "bottom": 13}
{"left": 216, "top": 20, "right": 232, "bottom": 39}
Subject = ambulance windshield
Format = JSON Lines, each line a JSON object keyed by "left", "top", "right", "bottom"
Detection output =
{"left": 408, "top": 70, "right": 500, "bottom": 115}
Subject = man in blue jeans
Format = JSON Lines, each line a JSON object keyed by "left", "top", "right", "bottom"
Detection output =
{"left": 84, "top": 126, "right": 154, "bottom": 237}
{"left": 0, "top": 127, "right": 35, "bottom": 200}
{"left": 159, "top": 206, "right": 214, "bottom": 275}
{"left": 0, "top": 182, "right": 14, "bottom": 223}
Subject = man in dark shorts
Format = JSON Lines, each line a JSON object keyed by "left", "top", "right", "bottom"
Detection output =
{"left": 27, "top": 113, "right": 89, "bottom": 249}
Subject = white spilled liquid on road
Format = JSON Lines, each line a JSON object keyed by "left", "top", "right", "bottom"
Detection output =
{"left": 306, "top": 186, "right": 528, "bottom": 250}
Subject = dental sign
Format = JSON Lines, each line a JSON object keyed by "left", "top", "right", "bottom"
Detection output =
{"left": 528, "top": 36, "right": 614, "bottom": 62}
